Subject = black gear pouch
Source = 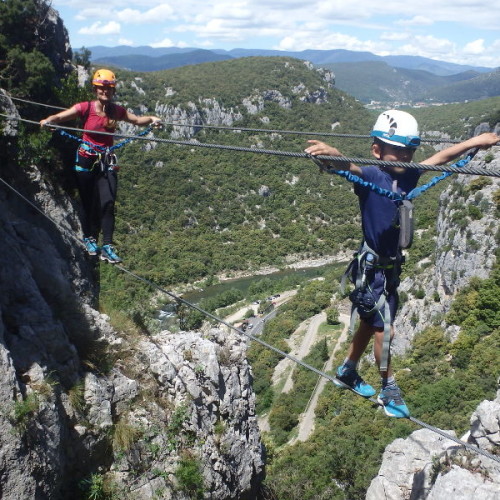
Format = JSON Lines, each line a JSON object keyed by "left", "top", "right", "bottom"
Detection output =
{"left": 349, "top": 288, "right": 377, "bottom": 319}
{"left": 398, "top": 200, "right": 414, "bottom": 249}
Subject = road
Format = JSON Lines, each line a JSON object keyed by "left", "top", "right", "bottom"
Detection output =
{"left": 290, "top": 312, "right": 350, "bottom": 443}
{"left": 226, "top": 292, "right": 351, "bottom": 442}
{"left": 258, "top": 308, "right": 350, "bottom": 439}
{"left": 281, "top": 311, "right": 326, "bottom": 393}
{"left": 224, "top": 290, "right": 297, "bottom": 335}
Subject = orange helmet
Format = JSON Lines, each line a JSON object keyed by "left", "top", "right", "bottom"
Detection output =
{"left": 92, "top": 69, "right": 117, "bottom": 87}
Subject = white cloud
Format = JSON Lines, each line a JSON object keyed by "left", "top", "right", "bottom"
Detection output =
{"left": 115, "top": 5, "right": 176, "bottom": 24}
{"left": 276, "top": 31, "right": 388, "bottom": 53}
{"left": 75, "top": 8, "right": 108, "bottom": 20}
{"left": 78, "top": 21, "right": 121, "bottom": 36}
{"left": 118, "top": 38, "right": 134, "bottom": 46}
{"left": 381, "top": 32, "right": 411, "bottom": 42}
{"left": 396, "top": 15, "right": 433, "bottom": 27}
{"left": 463, "top": 39, "right": 485, "bottom": 55}
{"left": 150, "top": 37, "right": 174, "bottom": 48}
{"left": 150, "top": 38, "right": 189, "bottom": 48}
{"left": 399, "top": 35, "right": 455, "bottom": 56}
{"left": 52, "top": 0, "right": 500, "bottom": 67}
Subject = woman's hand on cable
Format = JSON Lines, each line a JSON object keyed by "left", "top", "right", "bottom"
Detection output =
{"left": 151, "top": 118, "right": 163, "bottom": 129}
{"left": 40, "top": 118, "right": 56, "bottom": 129}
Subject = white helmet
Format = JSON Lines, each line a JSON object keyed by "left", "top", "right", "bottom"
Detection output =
{"left": 370, "top": 109, "right": 420, "bottom": 148}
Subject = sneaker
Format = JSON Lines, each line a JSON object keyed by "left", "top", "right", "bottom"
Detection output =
{"left": 333, "top": 366, "right": 376, "bottom": 398}
{"left": 100, "top": 244, "right": 122, "bottom": 264}
{"left": 83, "top": 237, "right": 99, "bottom": 256}
{"left": 378, "top": 385, "right": 410, "bottom": 418}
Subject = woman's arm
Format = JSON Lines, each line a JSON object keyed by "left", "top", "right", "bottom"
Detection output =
{"left": 40, "top": 106, "right": 79, "bottom": 126}
{"left": 123, "top": 110, "right": 162, "bottom": 127}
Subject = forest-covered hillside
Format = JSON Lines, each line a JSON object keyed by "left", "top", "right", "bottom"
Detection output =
{"left": 324, "top": 60, "right": 480, "bottom": 104}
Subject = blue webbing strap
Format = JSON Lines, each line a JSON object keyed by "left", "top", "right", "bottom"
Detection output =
{"left": 314, "top": 148, "right": 478, "bottom": 202}
{"left": 57, "top": 126, "right": 153, "bottom": 152}
{"left": 405, "top": 149, "right": 477, "bottom": 200}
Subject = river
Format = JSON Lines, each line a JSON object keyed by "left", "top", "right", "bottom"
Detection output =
{"left": 158, "top": 261, "right": 345, "bottom": 327}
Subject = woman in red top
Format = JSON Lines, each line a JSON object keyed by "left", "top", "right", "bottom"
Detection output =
{"left": 40, "top": 69, "right": 161, "bottom": 263}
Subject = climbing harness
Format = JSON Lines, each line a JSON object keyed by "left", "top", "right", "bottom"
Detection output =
{"left": 75, "top": 144, "right": 120, "bottom": 174}
{"left": 340, "top": 241, "right": 400, "bottom": 371}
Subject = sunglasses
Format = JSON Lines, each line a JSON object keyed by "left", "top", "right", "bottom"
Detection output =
{"left": 371, "top": 130, "right": 421, "bottom": 147}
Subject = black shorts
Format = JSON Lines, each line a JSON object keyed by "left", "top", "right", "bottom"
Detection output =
{"left": 362, "top": 268, "right": 398, "bottom": 328}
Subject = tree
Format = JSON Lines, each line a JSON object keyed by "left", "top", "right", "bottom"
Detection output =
{"left": 326, "top": 305, "right": 340, "bottom": 325}
{"left": 74, "top": 47, "right": 92, "bottom": 69}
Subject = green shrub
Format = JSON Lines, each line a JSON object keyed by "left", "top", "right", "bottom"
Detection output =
{"left": 175, "top": 454, "right": 204, "bottom": 499}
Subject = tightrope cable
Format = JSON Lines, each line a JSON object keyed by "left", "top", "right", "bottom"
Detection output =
{"left": 116, "top": 264, "right": 500, "bottom": 465}
{"left": 0, "top": 170, "right": 499, "bottom": 465}
{"left": 2, "top": 114, "right": 500, "bottom": 178}
{"left": 0, "top": 94, "right": 464, "bottom": 143}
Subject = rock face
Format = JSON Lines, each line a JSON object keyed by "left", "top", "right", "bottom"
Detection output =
{"left": 394, "top": 143, "right": 500, "bottom": 354}
{"left": 366, "top": 390, "right": 500, "bottom": 500}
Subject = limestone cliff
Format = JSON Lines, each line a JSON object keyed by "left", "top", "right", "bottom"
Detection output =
{"left": 366, "top": 389, "right": 500, "bottom": 500}
{"left": 128, "top": 64, "right": 335, "bottom": 140}
{"left": 394, "top": 143, "right": 500, "bottom": 354}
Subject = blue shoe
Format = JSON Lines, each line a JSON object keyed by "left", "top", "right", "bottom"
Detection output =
{"left": 100, "top": 244, "right": 122, "bottom": 264}
{"left": 378, "top": 385, "right": 410, "bottom": 418}
{"left": 333, "top": 366, "right": 376, "bottom": 398}
{"left": 83, "top": 237, "right": 99, "bottom": 256}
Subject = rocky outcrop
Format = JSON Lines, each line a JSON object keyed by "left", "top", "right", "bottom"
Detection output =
{"left": 140, "top": 61, "right": 336, "bottom": 139}
{"left": 366, "top": 390, "right": 500, "bottom": 499}
{"left": 43, "top": 3, "right": 73, "bottom": 77}
{"left": 394, "top": 143, "right": 500, "bottom": 353}
{"left": 0, "top": 126, "right": 264, "bottom": 500}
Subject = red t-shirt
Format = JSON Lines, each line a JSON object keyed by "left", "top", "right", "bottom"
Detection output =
{"left": 74, "top": 101, "right": 127, "bottom": 150}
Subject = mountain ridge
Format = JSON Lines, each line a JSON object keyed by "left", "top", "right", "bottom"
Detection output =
{"left": 88, "top": 45, "right": 492, "bottom": 76}
{"left": 88, "top": 45, "right": 500, "bottom": 105}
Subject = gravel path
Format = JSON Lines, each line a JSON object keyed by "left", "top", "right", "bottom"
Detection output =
{"left": 288, "top": 313, "right": 350, "bottom": 443}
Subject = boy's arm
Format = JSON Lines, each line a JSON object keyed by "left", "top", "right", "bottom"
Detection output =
{"left": 305, "top": 140, "right": 362, "bottom": 175}
{"left": 422, "top": 132, "right": 500, "bottom": 166}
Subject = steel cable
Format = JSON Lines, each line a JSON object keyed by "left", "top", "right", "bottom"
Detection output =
{"left": 2, "top": 114, "right": 500, "bottom": 178}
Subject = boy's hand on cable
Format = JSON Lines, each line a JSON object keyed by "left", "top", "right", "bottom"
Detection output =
{"left": 305, "top": 140, "right": 342, "bottom": 158}
{"left": 474, "top": 132, "right": 500, "bottom": 149}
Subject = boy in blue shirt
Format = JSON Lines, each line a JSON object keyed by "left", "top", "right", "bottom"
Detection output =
{"left": 305, "top": 110, "right": 499, "bottom": 417}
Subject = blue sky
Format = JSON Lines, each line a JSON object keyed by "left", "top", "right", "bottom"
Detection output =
{"left": 51, "top": 0, "right": 500, "bottom": 68}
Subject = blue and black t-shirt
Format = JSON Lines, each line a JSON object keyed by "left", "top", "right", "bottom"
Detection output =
{"left": 354, "top": 166, "right": 421, "bottom": 258}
